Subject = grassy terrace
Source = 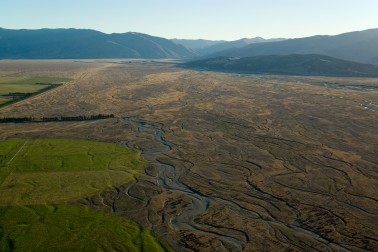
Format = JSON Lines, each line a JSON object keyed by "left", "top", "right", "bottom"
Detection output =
{"left": 0, "top": 76, "right": 71, "bottom": 107}
{"left": 0, "top": 205, "right": 172, "bottom": 251}
{"left": 0, "top": 139, "right": 147, "bottom": 205}
{"left": 0, "top": 139, "right": 171, "bottom": 251}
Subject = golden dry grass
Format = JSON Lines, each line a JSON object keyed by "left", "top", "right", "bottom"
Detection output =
{"left": 0, "top": 60, "right": 377, "bottom": 251}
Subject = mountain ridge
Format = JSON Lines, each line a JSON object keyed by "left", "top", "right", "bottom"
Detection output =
{"left": 0, "top": 28, "right": 196, "bottom": 59}
{"left": 205, "top": 28, "right": 378, "bottom": 64}
{"left": 184, "top": 54, "right": 378, "bottom": 77}
{"left": 198, "top": 37, "right": 286, "bottom": 55}
{"left": 1, "top": 28, "right": 378, "bottom": 63}
{"left": 171, "top": 37, "right": 286, "bottom": 55}
{"left": 171, "top": 39, "right": 225, "bottom": 50}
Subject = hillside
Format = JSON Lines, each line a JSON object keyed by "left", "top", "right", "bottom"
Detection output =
{"left": 0, "top": 28, "right": 196, "bottom": 59}
{"left": 172, "top": 37, "right": 286, "bottom": 55}
{"left": 171, "top": 39, "right": 225, "bottom": 51}
{"left": 199, "top": 37, "right": 286, "bottom": 55}
{"left": 206, "top": 28, "right": 378, "bottom": 64}
{"left": 185, "top": 54, "right": 378, "bottom": 77}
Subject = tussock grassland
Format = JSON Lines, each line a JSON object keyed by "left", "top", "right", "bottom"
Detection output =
{"left": 0, "top": 60, "right": 376, "bottom": 251}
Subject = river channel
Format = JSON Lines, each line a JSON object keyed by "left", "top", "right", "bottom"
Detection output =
{"left": 121, "top": 116, "right": 244, "bottom": 251}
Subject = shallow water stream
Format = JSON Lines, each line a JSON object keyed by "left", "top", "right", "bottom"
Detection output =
{"left": 121, "top": 116, "right": 244, "bottom": 250}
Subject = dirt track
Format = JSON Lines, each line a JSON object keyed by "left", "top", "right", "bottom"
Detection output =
{"left": 0, "top": 60, "right": 377, "bottom": 251}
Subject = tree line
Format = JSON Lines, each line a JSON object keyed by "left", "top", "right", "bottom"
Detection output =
{"left": 0, "top": 114, "right": 115, "bottom": 123}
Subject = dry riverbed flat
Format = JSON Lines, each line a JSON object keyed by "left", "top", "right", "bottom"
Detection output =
{"left": 0, "top": 60, "right": 377, "bottom": 251}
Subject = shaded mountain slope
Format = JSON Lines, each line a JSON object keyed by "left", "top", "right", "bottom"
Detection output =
{"left": 185, "top": 54, "right": 378, "bottom": 77}
{"left": 0, "top": 28, "right": 196, "bottom": 59}
{"left": 199, "top": 37, "right": 286, "bottom": 55}
{"left": 207, "top": 28, "right": 378, "bottom": 64}
{"left": 171, "top": 39, "right": 225, "bottom": 51}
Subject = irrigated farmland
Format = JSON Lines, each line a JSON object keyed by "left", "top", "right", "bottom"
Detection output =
{"left": 0, "top": 136, "right": 170, "bottom": 250}
{"left": 0, "top": 60, "right": 377, "bottom": 251}
{"left": 0, "top": 74, "right": 71, "bottom": 107}
{"left": 0, "top": 205, "right": 172, "bottom": 251}
{"left": 0, "top": 139, "right": 147, "bottom": 205}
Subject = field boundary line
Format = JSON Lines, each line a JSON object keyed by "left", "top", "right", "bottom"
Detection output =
{"left": 0, "top": 84, "right": 64, "bottom": 111}
{"left": 1, "top": 140, "right": 28, "bottom": 185}
{"left": 6, "top": 139, "right": 28, "bottom": 166}
{"left": 0, "top": 63, "right": 111, "bottom": 111}
{"left": 0, "top": 140, "right": 28, "bottom": 187}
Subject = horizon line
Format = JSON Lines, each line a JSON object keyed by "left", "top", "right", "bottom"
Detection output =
{"left": 1, "top": 26, "right": 378, "bottom": 41}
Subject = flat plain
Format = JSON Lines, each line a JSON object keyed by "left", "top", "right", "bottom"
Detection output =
{"left": 0, "top": 60, "right": 377, "bottom": 251}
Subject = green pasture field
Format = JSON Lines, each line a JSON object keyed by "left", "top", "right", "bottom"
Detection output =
{"left": 0, "top": 139, "right": 147, "bottom": 205}
{"left": 0, "top": 76, "right": 71, "bottom": 106}
{"left": 0, "top": 83, "right": 48, "bottom": 94}
{"left": 0, "top": 139, "right": 172, "bottom": 251}
{"left": 0, "top": 205, "right": 172, "bottom": 251}
{"left": 0, "top": 97, "right": 10, "bottom": 104}
{"left": 0, "top": 76, "right": 72, "bottom": 85}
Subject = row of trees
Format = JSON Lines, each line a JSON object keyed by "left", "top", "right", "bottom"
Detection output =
{"left": 5, "top": 92, "right": 34, "bottom": 98}
{"left": 4, "top": 84, "right": 60, "bottom": 98}
{"left": 0, "top": 114, "right": 115, "bottom": 123}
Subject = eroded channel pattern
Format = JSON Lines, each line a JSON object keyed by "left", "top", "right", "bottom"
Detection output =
{"left": 0, "top": 61, "right": 377, "bottom": 251}
{"left": 122, "top": 117, "right": 246, "bottom": 251}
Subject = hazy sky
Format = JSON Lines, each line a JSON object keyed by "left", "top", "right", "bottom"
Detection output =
{"left": 1, "top": 0, "right": 377, "bottom": 40}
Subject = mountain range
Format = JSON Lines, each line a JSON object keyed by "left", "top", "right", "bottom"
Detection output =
{"left": 184, "top": 54, "right": 378, "bottom": 77}
{"left": 1, "top": 27, "right": 378, "bottom": 76}
{"left": 170, "top": 39, "right": 225, "bottom": 51}
{"left": 0, "top": 28, "right": 195, "bottom": 59}
{"left": 205, "top": 28, "right": 378, "bottom": 64}
{"left": 172, "top": 37, "right": 286, "bottom": 55}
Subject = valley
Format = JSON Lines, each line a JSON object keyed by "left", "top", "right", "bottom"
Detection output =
{"left": 0, "top": 60, "right": 377, "bottom": 251}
